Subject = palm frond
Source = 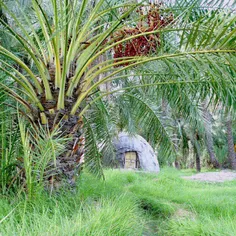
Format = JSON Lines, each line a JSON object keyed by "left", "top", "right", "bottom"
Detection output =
{"left": 116, "top": 93, "right": 177, "bottom": 159}
{"left": 83, "top": 115, "right": 104, "bottom": 179}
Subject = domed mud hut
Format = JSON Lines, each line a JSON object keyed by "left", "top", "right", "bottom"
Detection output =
{"left": 113, "top": 132, "right": 160, "bottom": 172}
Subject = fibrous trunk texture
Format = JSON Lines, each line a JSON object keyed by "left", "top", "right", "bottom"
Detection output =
{"left": 195, "top": 149, "right": 201, "bottom": 172}
{"left": 47, "top": 112, "right": 84, "bottom": 188}
{"left": 191, "top": 138, "right": 201, "bottom": 172}
{"left": 226, "top": 117, "right": 236, "bottom": 170}
{"left": 187, "top": 140, "right": 195, "bottom": 168}
{"left": 202, "top": 106, "right": 220, "bottom": 168}
{"left": 38, "top": 87, "right": 85, "bottom": 188}
{"left": 205, "top": 130, "right": 220, "bottom": 168}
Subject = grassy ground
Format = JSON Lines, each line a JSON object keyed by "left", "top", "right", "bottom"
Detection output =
{"left": 1, "top": 168, "right": 236, "bottom": 236}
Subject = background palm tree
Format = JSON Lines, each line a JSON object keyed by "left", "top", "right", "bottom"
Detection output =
{"left": 202, "top": 102, "right": 220, "bottom": 168}
{"left": 226, "top": 115, "right": 236, "bottom": 169}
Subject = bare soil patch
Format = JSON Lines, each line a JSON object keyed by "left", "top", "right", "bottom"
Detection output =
{"left": 182, "top": 170, "right": 236, "bottom": 182}
{"left": 172, "top": 208, "right": 196, "bottom": 220}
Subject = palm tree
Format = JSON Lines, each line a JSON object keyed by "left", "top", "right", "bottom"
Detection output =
{"left": 226, "top": 115, "right": 236, "bottom": 169}
{"left": 202, "top": 102, "right": 220, "bottom": 168}
{"left": 0, "top": 0, "right": 235, "bottom": 186}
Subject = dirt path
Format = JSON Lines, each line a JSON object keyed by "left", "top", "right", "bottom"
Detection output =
{"left": 182, "top": 170, "right": 236, "bottom": 182}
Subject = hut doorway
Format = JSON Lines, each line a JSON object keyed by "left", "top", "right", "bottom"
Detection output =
{"left": 124, "top": 151, "right": 140, "bottom": 169}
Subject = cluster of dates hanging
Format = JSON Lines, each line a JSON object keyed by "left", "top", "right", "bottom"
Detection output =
{"left": 112, "top": 3, "right": 174, "bottom": 67}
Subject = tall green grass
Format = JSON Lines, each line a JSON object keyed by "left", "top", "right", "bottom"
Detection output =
{"left": 0, "top": 93, "right": 22, "bottom": 194}
{"left": 1, "top": 168, "right": 236, "bottom": 235}
{"left": 0, "top": 103, "right": 69, "bottom": 196}
{"left": 18, "top": 118, "right": 69, "bottom": 198}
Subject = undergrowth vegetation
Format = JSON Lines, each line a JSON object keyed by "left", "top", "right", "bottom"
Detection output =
{"left": 1, "top": 168, "right": 236, "bottom": 235}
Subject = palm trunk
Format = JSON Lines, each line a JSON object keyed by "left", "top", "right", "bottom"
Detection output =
{"left": 205, "top": 129, "right": 220, "bottom": 168}
{"left": 202, "top": 104, "right": 220, "bottom": 168}
{"left": 187, "top": 140, "right": 195, "bottom": 168}
{"left": 195, "top": 148, "right": 201, "bottom": 172}
{"left": 173, "top": 119, "right": 181, "bottom": 169}
{"left": 50, "top": 114, "right": 85, "bottom": 187}
{"left": 190, "top": 131, "right": 201, "bottom": 172}
{"left": 226, "top": 116, "right": 236, "bottom": 170}
{"left": 38, "top": 90, "right": 85, "bottom": 188}
{"left": 192, "top": 140, "right": 201, "bottom": 172}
